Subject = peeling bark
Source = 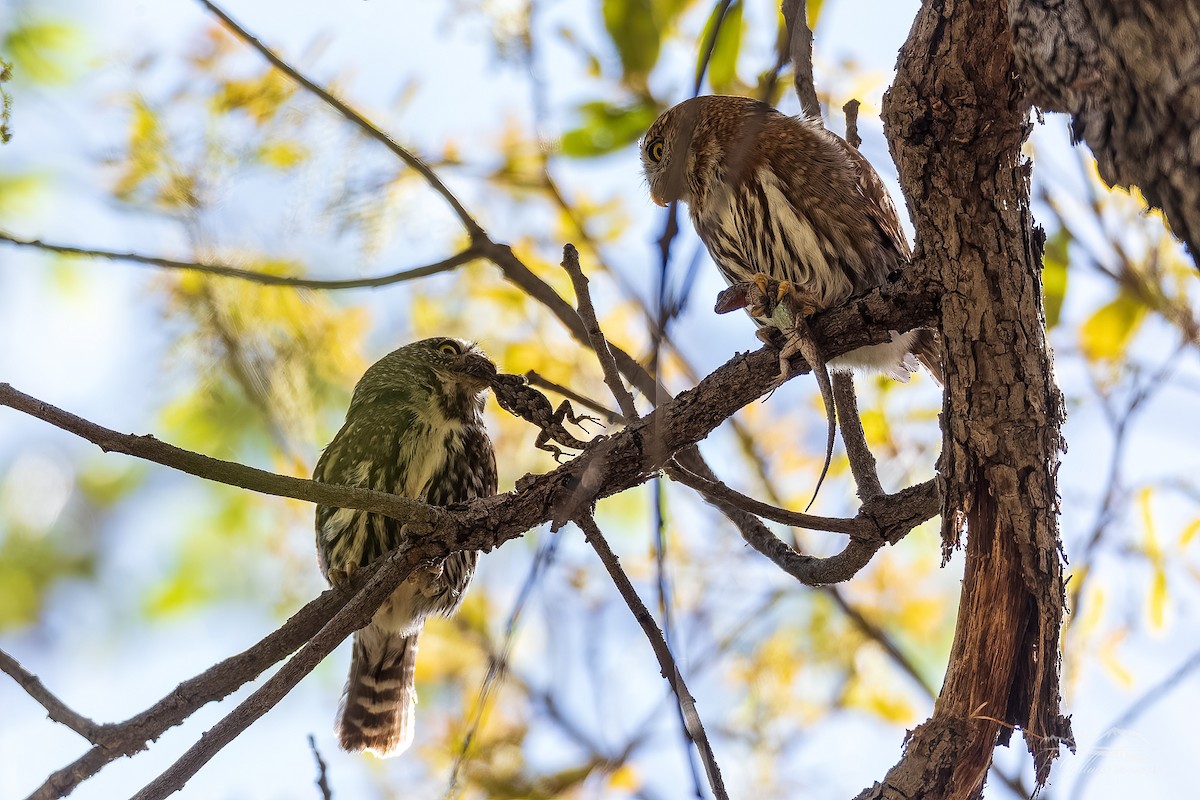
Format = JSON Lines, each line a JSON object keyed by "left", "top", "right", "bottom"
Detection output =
{"left": 861, "top": 0, "right": 1074, "bottom": 797}
{"left": 1007, "top": 0, "right": 1200, "bottom": 265}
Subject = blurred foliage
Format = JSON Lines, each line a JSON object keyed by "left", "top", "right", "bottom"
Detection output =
{"left": 2, "top": 0, "right": 1199, "bottom": 798}
{"left": 1, "top": 57, "right": 12, "bottom": 143}
{"left": 1, "top": 17, "right": 83, "bottom": 85}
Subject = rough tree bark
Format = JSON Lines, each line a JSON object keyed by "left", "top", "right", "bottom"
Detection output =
{"left": 1007, "top": 0, "right": 1200, "bottom": 265}
{"left": 858, "top": 1, "right": 1074, "bottom": 797}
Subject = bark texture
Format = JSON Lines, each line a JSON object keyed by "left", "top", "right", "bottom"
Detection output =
{"left": 1007, "top": 0, "right": 1200, "bottom": 265}
{"left": 860, "top": 0, "right": 1074, "bottom": 797}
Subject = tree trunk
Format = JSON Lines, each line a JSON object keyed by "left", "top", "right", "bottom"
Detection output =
{"left": 1008, "top": 0, "right": 1200, "bottom": 266}
{"left": 859, "top": 0, "right": 1074, "bottom": 797}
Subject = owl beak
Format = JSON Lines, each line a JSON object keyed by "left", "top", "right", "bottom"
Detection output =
{"left": 650, "top": 193, "right": 667, "bottom": 208}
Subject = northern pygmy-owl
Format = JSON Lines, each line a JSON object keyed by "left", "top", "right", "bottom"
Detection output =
{"left": 314, "top": 337, "right": 498, "bottom": 757}
{"left": 641, "top": 94, "right": 940, "bottom": 382}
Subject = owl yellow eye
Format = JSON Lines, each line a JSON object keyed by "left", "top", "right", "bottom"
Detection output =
{"left": 647, "top": 138, "right": 664, "bottom": 163}
{"left": 438, "top": 341, "right": 461, "bottom": 356}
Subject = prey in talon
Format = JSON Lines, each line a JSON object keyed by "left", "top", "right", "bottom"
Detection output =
{"left": 490, "top": 372, "right": 601, "bottom": 462}
{"left": 716, "top": 275, "right": 837, "bottom": 510}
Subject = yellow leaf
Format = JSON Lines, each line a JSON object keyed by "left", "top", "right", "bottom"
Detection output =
{"left": 212, "top": 69, "right": 295, "bottom": 124}
{"left": 257, "top": 140, "right": 308, "bottom": 169}
{"left": 1148, "top": 567, "right": 1167, "bottom": 630}
{"left": 1099, "top": 629, "right": 1132, "bottom": 687}
{"left": 607, "top": 764, "right": 641, "bottom": 791}
{"left": 1180, "top": 518, "right": 1200, "bottom": 547}
{"left": 2, "top": 20, "right": 84, "bottom": 85}
{"left": 1080, "top": 290, "right": 1147, "bottom": 361}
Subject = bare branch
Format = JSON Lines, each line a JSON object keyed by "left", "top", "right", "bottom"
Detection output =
{"left": 26, "top": 571, "right": 369, "bottom": 800}
{"left": 0, "top": 383, "right": 437, "bottom": 527}
{"left": 843, "top": 98, "right": 861, "bottom": 148}
{"left": 0, "top": 230, "right": 483, "bottom": 289}
{"left": 669, "top": 459, "right": 939, "bottom": 586}
{"left": 0, "top": 650, "right": 105, "bottom": 744}
{"left": 129, "top": 548, "right": 424, "bottom": 800}
{"left": 832, "top": 372, "right": 884, "bottom": 499}
{"left": 560, "top": 244, "right": 639, "bottom": 420}
{"left": 196, "top": 0, "right": 485, "bottom": 239}
{"left": 781, "top": 0, "right": 821, "bottom": 119}
{"left": 575, "top": 515, "right": 728, "bottom": 800}
{"left": 307, "top": 735, "right": 333, "bottom": 800}
{"left": 663, "top": 461, "right": 870, "bottom": 537}
{"left": 693, "top": 0, "right": 737, "bottom": 95}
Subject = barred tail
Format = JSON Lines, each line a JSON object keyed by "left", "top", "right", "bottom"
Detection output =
{"left": 337, "top": 626, "right": 418, "bottom": 757}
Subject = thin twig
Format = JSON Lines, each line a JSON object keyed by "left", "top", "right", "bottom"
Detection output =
{"left": 843, "top": 99, "right": 862, "bottom": 148}
{"left": 692, "top": 0, "right": 736, "bottom": 95}
{"left": 832, "top": 372, "right": 884, "bottom": 499}
{"left": 198, "top": 0, "right": 484, "bottom": 239}
{"left": 560, "top": 244, "right": 639, "bottom": 420}
{"left": 575, "top": 515, "right": 729, "bottom": 800}
{"left": 443, "top": 532, "right": 563, "bottom": 800}
{"left": 663, "top": 461, "right": 870, "bottom": 537}
{"left": 781, "top": 0, "right": 821, "bottom": 119}
{"left": 306, "top": 735, "right": 333, "bottom": 800}
{"left": 0, "top": 650, "right": 105, "bottom": 744}
{"left": 0, "top": 231, "right": 483, "bottom": 289}
{"left": 1070, "top": 646, "right": 1200, "bottom": 800}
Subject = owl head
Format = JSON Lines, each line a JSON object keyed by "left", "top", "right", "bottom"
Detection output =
{"left": 349, "top": 337, "right": 495, "bottom": 417}
{"left": 640, "top": 95, "right": 778, "bottom": 207}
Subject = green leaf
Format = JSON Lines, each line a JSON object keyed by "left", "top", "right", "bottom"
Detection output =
{"left": 560, "top": 100, "right": 660, "bottom": 157}
{"left": 700, "top": 0, "right": 744, "bottom": 93}
{"left": 1041, "top": 226, "right": 1070, "bottom": 329}
{"left": 602, "top": 0, "right": 662, "bottom": 85}
{"left": 1080, "top": 289, "right": 1147, "bottom": 362}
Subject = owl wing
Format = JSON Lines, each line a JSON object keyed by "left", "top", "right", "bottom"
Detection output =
{"left": 845, "top": 143, "right": 912, "bottom": 263}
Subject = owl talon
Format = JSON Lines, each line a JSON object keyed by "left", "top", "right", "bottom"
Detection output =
{"left": 327, "top": 562, "right": 357, "bottom": 592}
{"left": 417, "top": 562, "right": 445, "bottom": 599}
{"left": 752, "top": 272, "right": 774, "bottom": 295}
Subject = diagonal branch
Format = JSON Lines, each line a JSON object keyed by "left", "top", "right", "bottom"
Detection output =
{"left": 25, "top": 567, "right": 376, "bottom": 800}
{"left": 0, "top": 231, "right": 484, "bottom": 290}
{"left": 575, "top": 514, "right": 728, "bottom": 800}
{"left": 128, "top": 547, "right": 423, "bottom": 800}
{"left": 196, "top": 0, "right": 484, "bottom": 239}
{"left": 0, "top": 651, "right": 105, "bottom": 745}
{"left": 0, "top": 382, "right": 437, "bottom": 526}
{"left": 560, "top": 243, "right": 638, "bottom": 420}
{"left": 781, "top": 0, "right": 821, "bottom": 119}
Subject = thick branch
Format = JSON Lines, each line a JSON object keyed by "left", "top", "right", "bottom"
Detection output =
{"left": 871, "top": 0, "right": 1073, "bottom": 794}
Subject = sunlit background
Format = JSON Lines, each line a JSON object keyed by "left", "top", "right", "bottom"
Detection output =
{"left": 1, "top": 1, "right": 1197, "bottom": 798}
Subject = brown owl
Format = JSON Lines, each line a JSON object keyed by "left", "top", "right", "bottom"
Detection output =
{"left": 641, "top": 94, "right": 940, "bottom": 383}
